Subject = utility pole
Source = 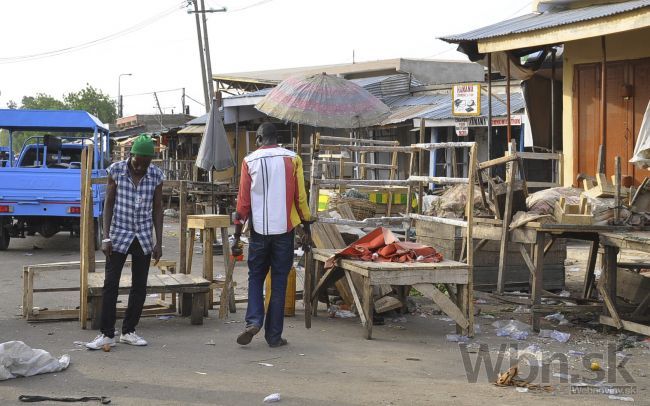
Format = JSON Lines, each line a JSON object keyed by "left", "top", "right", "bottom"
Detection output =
{"left": 188, "top": 1, "right": 226, "bottom": 111}
{"left": 192, "top": 0, "right": 210, "bottom": 111}
{"left": 181, "top": 87, "right": 187, "bottom": 115}
{"left": 201, "top": 0, "right": 215, "bottom": 101}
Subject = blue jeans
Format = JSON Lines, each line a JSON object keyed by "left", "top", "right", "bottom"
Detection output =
{"left": 246, "top": 229, "right": 294, "bottom": 345}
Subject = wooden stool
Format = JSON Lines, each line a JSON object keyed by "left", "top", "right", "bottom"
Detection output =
{"left": 185, "top": 214, "right": 233, "bottom": 318}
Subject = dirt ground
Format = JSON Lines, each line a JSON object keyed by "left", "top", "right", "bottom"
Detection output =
{"left": 1, "top": 221, "right": 649, "bottom": 405}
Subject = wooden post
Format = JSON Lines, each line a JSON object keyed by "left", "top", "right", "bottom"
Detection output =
{"left": 179, "top": 181, "right": 188, "bottom": 274}
{"left": 79, "top": 146, "right": 94, "bottom": 328}
{"left": 600, "top": 36, "right": 607, "bottom": 170}
{"left": 219, "top": 226, "right": 233, "bottom": 319}
{"left": 615, "top": 156, "right": 621, "bottom": 223}
{"left": 405, "top": 152, "right": 416, "bottom": 240}
{"left": 506, "top": 52, "right": 512, "bottom": 143}
{"left": 496, "top": 146, "right": 516, "bottom": 295}
{"left": 531, "top": 232, "right": 545, "bottom": 332}
{"left": 465, "top": 144, "right": 477, "bottom": 336}
{"left": 203, "top": 228, "right": 214, "bottom": 309}
{"left": 417, "top": 120, "right": 425, "bottom": 215}
{"left": 387, "top": 150, "right": 398, "bottom": 216}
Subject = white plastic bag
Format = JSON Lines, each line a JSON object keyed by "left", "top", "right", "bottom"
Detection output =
{"left": 0, "top": 341, "right": 70, "bottom": 380}
{"left": 630, "top": 100, "right": 650, "bottom": 167}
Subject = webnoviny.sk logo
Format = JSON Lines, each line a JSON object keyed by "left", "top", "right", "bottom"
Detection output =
{"left": 458, "top": 342, "right": 635, "bottom": 393}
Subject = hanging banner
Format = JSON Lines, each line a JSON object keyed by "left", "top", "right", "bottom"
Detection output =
{"left": 452, "top": 84, "right": 481, "bottom": 116}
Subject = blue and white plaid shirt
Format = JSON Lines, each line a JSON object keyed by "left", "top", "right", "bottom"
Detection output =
{"left": 107, "top": 159, "right": 164, "bottom": 255}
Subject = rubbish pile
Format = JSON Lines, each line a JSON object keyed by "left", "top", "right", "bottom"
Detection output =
{"left": 423, "top": 184, "right": 490, "bottom": 218}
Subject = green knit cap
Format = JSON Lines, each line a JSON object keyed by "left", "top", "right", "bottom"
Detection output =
{"left": 131, "top": 134, "right": 155, "bottom": 157}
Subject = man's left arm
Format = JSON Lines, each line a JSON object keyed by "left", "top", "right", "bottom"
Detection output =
{"left": 294, "top": 156, "right": 312, "bottom": 246}
{"left": 152, "top": 183, "right": 163, "bottom": 264}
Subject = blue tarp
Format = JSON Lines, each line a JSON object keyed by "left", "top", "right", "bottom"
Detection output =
{"left": 0, "top": 109, "right": 108, "bottom": 133}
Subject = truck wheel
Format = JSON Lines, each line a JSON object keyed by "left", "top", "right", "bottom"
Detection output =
{"left": 94, "top": 218, "right": 103, "bottom": 251}
{"left": 0, "top": 221, "right": 9, "bottom": 251}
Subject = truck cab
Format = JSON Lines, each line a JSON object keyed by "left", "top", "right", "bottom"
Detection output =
{"left": 0, "top": 110, "right": 110, "bottom": 250}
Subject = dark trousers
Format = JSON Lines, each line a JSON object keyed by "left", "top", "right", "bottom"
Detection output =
{"left": 100, "top": 238, "right": 151, "bottom": 338}
{"left": 246, "top": 229, "right": 294, "bottom": 345}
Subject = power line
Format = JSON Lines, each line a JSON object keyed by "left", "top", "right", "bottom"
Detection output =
{"left": 184, "top": 94, "right": 205, "bottom": 107}
{"left": 121, "top": 87, "right": 185, "bottom": 98}
{"left": 0, "top": 1, "right": 187, "bottom": 64}
{"left": 208, "top": 0, "right": 274, "bottom": 12}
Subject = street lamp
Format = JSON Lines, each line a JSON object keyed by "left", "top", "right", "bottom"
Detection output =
{"left": 117, "top": 73, "right": 133, "bottom": 118}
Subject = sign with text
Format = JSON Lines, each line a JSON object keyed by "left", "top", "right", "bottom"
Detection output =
{"left": 452, "top": 84, "right": 481, "bottom": 116}
{"left": 455, "top": 119, "right": 469, "bottom": 136}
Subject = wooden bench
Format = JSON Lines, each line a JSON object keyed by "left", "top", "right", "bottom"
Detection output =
{"left": 87, "top": 272, "right": 211, "bottom": 327}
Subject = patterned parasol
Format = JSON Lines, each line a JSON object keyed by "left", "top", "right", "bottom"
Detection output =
{"left": 255, "top": 73, "right": 390, "bottom": 128}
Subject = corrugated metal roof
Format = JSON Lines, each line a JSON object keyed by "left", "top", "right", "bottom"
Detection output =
{"left": 440, "top": 0, "right": 650, "bottom": 42}
{"left": 178, "top": 125, "right": 205, "bottom": 135}
{"left": 419, "top": 93, "right": 525, "bottom": 120}
{"left": 380, "top": 105, "right": 438, "bottom": 125}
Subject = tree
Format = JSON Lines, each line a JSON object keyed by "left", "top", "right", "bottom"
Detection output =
{"left": 64, "top": 84, "right": 117, "bottom": 124}
{"left": 21, "top": 93, "right": 66, "bottom": 110}
{"left": 6, "top": 100, "right": 17, "bottom": 109}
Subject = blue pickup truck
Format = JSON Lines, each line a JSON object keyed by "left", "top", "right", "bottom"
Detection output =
{"left": 0, "top": 109, "right": 110, "bottom": 250}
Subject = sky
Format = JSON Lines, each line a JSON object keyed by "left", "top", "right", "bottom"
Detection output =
{"left": 0, "top": 0, "right": 533, "bottom": 120}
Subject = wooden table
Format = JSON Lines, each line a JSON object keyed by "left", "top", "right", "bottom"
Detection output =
{"left": 599, "top": 231, "right": 650, "bottom": 336}
{"left": 472, "top": 220, "right": 641, "bottom": 330}
{"left": 87, "top": 272, "right": 211, "bottom": 327}
{"left": 185, "top": 214, "right": 234, "bottom": 318}
{"left": 306, "top": 248, "right": 472, "bottom": 339}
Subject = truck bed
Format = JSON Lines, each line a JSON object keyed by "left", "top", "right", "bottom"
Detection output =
{"left": 0, "top": 167, "right": 105, "bottom": 217}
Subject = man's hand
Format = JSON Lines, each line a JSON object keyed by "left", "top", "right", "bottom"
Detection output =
{"left": 231, "top": 237, "right": 244, "bottom": 257}
{"left": 152, "top": 243, "right": 163, "bottom": 265}
{"left": 102, "top": 241, "right": 112, "bottom": 258}
{"left": 301, "top": 230, "right": 312, "bottom": 251}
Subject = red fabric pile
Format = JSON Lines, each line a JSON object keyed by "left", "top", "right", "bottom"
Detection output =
{"left": 325, "top": 227, "right": 443, "bottom": 269}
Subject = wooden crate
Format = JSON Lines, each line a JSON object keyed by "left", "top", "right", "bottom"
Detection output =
{"left": 617, "top": 268, "right": 650, "bottom": 305}
{"left": 416, "top": 221, "right": 566, "bottom": 291}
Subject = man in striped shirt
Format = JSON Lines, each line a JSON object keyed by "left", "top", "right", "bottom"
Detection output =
{"left": 233, "top": 123, "right": 311, "bottom": 347}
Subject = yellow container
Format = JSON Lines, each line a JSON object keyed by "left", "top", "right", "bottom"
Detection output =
{"left": 264, "top": 267, "right": 296, "bottom": 317}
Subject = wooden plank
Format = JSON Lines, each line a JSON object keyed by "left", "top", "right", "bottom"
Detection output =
{"left": 219, "top": 226, "right": 233, "bottom": 319}
{"left": 530, "top": 232, "right": 545, "bottom": 332}
{"left": 600, "top": 315, "right": 650, "bottom": 336}
{"left": 146, "top": 274, "right": 166, "bottom": 289}
{"left": 583, "top": 239, "right": 599, "bottom": 299}
{"left": 496, "top": 157, "right": 516, "bottom": 294}
{"left": 413, "top": 283, "right": 469, "bottom": 329}
{"left": 631, "top": 293, "right": 650, "bottom": 319}
{"left": 345, "top": 270, "right": 367, "bottom": 327}
{"left": 374, "top": 295, "right": 402, "bottom": 313}
{"left": 518, "top": 243, "right": 536, "bottom": 276}
{"left": 412, "top": 142, "right": 475, "bottom": 150}
{"left": 363, "top": 276, "right": 373, "bottom": 340}
{"left": 187, "top": 214, "right": 230, "bottom": 229}
{"left": 317, "top": 135, "right": 399, "bottom": 145}
{"left": 599, "top": 284, "right": 623, "bottom": 329}
{"left": 179, "top": 181, "right": 187, "bottom": 274}
{"left": 465, "top": 143, "right": 477, "bottom": 336}
{"left": 168, "top": 273, "right": 198, "bottom": 287}
{"left": 477, "top": 154, "right": 518, "bottom": 170}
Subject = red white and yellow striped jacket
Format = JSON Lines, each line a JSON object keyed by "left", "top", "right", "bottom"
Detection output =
{"left": 235, "top": 145, "right": 311, "bottom": 235}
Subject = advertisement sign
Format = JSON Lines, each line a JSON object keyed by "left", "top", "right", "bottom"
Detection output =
{"left": 452, "top": 84, "right": 481, "bottom": 116}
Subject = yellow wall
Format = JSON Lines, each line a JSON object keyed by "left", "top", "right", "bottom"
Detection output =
{"left": 562, "top": 26, "right": 650, "bottom": 185}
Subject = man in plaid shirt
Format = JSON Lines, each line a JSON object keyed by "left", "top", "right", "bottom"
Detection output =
{"left": 87, "top": 135, "right": 164, "bottom": 350}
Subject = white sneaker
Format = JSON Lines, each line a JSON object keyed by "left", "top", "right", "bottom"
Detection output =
{"left": 120, "top": 332, "right": 148, "bottom": 346}
{"left": 86, "top": 334, "right": 116, "bottom": 350}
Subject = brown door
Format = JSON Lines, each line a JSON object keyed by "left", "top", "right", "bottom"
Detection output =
{"left": 574, "top": 63, "right": 601, "bottom": 183}
{"left": 574, "top": 58, "right": 650, "bottom": 186}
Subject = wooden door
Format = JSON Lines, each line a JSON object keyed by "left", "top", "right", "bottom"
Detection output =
{"left": 603, "top": 61, "right": 630, "bottom": 177}
{"left": 574, "top": 64, "right": 601, "bottom": 183}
